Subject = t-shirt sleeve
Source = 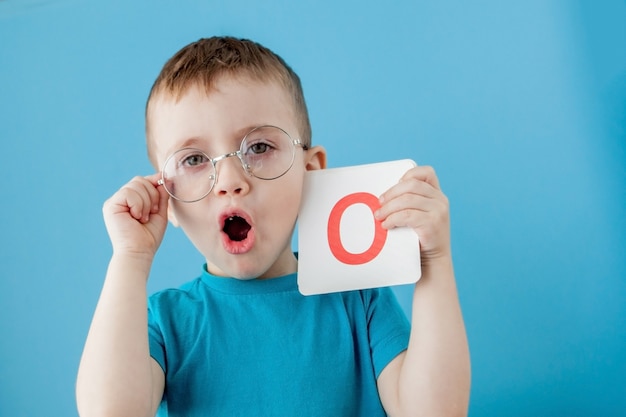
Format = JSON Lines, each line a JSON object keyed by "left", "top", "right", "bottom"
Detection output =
{"left": 147, "top": 296, "right": 167, "bottom": 373}
{"left": 366, "top": 287, "right": 411, "bottom": 378}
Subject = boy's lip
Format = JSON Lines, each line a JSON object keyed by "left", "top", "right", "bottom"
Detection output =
{"left": 219, "top": 208, "right": 255, "bottom": 254}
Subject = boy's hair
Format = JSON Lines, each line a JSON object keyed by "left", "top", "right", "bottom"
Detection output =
{"left": 145, "top": 36, "right": 312, "bottom": 166}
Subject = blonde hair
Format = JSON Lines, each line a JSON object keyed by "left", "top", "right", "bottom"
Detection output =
{"left": 145, "top": 36, "right": 311, "bottom": 165}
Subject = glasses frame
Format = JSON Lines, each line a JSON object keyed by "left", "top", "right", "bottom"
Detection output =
{"left": 157, "top": 125, "right": 308, "bottom": 203}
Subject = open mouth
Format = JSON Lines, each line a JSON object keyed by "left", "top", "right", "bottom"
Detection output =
{"left": 223, "top": 215, "right": 252, "bottom": 242}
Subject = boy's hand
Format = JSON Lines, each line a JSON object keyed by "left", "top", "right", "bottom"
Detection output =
{"left": 376, "top": 165, "right": 450, "bottom": 266}
{"left": 102, "top": 174, "right": 169, "bottom": 258}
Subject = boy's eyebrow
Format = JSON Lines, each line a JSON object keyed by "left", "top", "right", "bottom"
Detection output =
{"left": 165, "top": 124, "right": 268, "bottom": 156}
{"left": 166, "top": 137, "right": 205, "bottom": 155}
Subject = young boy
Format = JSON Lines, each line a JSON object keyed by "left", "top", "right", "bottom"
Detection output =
{"left": 76, "top": 36, "right": 470, "bottom": 417}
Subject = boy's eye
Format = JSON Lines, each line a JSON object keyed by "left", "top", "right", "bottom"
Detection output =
{"left": 248, "top": 142, "right": 270, "bottom": 154}
{"left": 181, "top": 153, "right": 209, "bottom": 167}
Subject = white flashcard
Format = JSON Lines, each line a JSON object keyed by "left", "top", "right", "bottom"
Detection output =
{"left": 297, "top": 159, "right": 421, "bottom": 295}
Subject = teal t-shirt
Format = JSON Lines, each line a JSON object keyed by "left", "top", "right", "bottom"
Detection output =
{"left": 148, "top": 266, "right": 410, "bottom": 416}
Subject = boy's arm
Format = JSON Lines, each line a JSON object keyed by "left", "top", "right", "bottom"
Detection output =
{"left": 76, "top": 175, "right": 168, "bottom": 417}
{"left": 375, "top": 166, "right": 471, "bottom": 417}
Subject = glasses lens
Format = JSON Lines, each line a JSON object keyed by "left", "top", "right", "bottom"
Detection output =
{"left": 241, "top": 126, "right": 296, "bottom": 180}
{"left": 162, "top": 148, "right": 216, "bottom": 202}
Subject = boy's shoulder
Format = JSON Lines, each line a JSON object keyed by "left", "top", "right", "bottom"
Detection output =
{"left": 149, "top": 276, "right": 204, "bottom": 303}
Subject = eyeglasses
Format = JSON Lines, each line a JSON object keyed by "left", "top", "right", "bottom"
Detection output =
{"left": 157, "top": 125, "right": 307, "bottom": 203}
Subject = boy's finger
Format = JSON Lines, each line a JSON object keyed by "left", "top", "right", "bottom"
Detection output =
{"left": 155, "top": 179, "right": 170, "bottom": 214}
{"left": 379, "top": 173, "right": 437, "bottom": 205}
{"left": 399, "top": 165, "right": 441, "bottom": 190}
{"left": 121, "top": 187, "right": 148, "bottom": 221}
{"left": 123, "top": 177, "right": 159, "bottom": 222}
{"left": 145, "top": 172, "right": 163, "bottom": 186}
{"left": 144, "top": 172, "right": 168, "bottom": 213}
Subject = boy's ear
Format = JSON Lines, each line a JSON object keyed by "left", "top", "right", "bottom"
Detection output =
{"left": 167, "top": 199, "right": 180, "bottom": 227}
{"left": 305, "top": 145, "right": 327, "bottom": 171}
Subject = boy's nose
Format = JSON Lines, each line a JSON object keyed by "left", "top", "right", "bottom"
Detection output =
{"left": 212, "top": 154, "right": 251, "bottom": 197}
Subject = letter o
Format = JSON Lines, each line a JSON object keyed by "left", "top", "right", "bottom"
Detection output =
{"left": 327, "top": 192, "right": 388, "bottom": 265}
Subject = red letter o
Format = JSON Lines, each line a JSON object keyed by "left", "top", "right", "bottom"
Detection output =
{"left": 327, "top": 192, "right": 388, "bottom": 265}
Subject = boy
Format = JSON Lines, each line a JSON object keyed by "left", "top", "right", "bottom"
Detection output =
{"left": 76, "top": 36, "right": 470, "bottom": 417}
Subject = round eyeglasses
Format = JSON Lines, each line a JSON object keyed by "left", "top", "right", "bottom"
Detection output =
{"left": 157, "top": 125, "right": 307, "bottom": 203}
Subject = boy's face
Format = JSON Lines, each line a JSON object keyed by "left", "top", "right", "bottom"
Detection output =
{"left": 149, "top": 76, "right": 325, "bottom": 279}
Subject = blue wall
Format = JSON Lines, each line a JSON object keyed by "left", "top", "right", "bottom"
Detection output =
{"left": 1, "top": 1, "right": 624, "bottom": 416}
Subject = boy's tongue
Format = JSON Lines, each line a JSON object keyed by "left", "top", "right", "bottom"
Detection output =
{"left": 223, "top": 216, "right": 251, "bottom": 241}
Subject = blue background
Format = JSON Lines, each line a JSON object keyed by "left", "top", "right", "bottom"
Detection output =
{"left": 1, "top": 1, "right": 624, "bottom": 416}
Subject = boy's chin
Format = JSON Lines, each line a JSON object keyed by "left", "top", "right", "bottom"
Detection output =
{"left": 205, "top": 260, "right": 266, "bottom": 280}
